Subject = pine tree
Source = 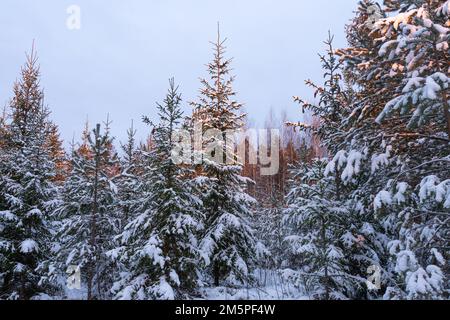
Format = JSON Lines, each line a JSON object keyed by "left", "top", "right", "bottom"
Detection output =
{"left": 111, "top": 79, "right": 203, "bottom": 300}
{"left": 55, "top": 122, "right": 120, "bottom": 300}
{"left": 0, "top": 48, "right": 59, "bottom": 299}
{"left": 190, "top": 28, "right": 258, "bottom": 287}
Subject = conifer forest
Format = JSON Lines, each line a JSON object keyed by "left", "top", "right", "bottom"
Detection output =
{"left": 0, "top": 0, "right": 449, "bottom": 301}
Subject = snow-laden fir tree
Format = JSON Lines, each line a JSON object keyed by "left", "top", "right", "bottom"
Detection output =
{"left": 110, "top": 79, "right": 203, "bottom": 300}
{"left": 190, "top": 28, "right": 258, "bottom": 287}
{"left": 54, "top": 121, "right": 120, "bottom": 300}
{"left": 0, "top": 49, "right": 59, "bottom": 299}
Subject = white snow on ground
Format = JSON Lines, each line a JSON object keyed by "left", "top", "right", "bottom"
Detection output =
{"left": 65, "top": 285, "right": 88, "bottom": 300}
{"left": 201, "top": 286, "right": 309, "bottom": 300}
{"left": 201, "top": 270, "right": 309, "bottom": 300}
{"left": 56, "top": 269, "right": 308, "bottom": 300}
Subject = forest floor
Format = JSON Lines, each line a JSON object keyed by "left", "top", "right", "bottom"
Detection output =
{"left": 201, "top": 270, "right": 308, "bottom": 300}
{"left": 58, "top": 269, "right": 309, "bottom": 300}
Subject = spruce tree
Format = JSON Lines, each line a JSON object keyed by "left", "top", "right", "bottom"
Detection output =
{"left": 190, "top": 28, "right": 258, "bottom": 287}
{"left": 0, "top": 49, "right": 59, "bottom": 299}
{"left": 111, "top": 79, "right": 203, "bottom": 299}
{"left": 285, "top": 159, "right": 360, "bottom": 299}
{"left": 55, "top": 122, "right": 120, "bottom": 300}
{"left": 254, "top": 192, "right": 285, "bottom": 271}
{"left": 117, "top": 121, "right": 141, "bottom": 227}
{"left": 286, "top": 35, "right": 386, "bottom": 299}
{"left": 337, "top": 0, "right": 449, "bottom": 299}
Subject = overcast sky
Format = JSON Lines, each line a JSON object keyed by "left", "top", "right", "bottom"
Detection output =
{"left": 0, "top": 0, "right": 358, "bottom": 145}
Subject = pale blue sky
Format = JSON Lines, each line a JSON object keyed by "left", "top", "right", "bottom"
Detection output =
{"left": 0, "top": 0, "right": 358, "bottom": 145}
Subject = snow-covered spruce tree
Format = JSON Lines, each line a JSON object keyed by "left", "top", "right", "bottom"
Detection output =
{"left": 116, "top": 121, "right": 141, "bottom": 227}
{"left": 0, "top": 107, "right": 9, "bottom": 150}
{"left": 373, "top": 0, "right": 449, "bottom": 299}
{"left": 285, "top": 35, "right": 387, "bottom": 299}
{"left": 0, "top": 49, "right": 60, "bottom": 299}
{"left": 189, "top": 29, "right": 258, "bottom": 287}
{"left": 55, "top": 122, "right": 120, "bottom": 300}
{"left": 374, "top": 0, "right": 450, "bottom": 138}
{"left": 338, "top": 0, "right": 449, "bottom": 299}
{"left": 254, "top": 191, "right": 285, "bottom": 271}
{"left": 110, "top": 79, "right": 203, "bottom": 300}
{"left": 290, "top": 33, "right": 353, "bottom": 156}
{"left": 45, "top": 122, "right": 66, "bottom": 184}
{"left": 284, "top": 158, "right": 366, "bottom": 300}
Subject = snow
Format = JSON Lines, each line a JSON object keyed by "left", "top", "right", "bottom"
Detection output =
{"left": 0, "top": 240, "right": 12, "bottom": 251}
{"left": 235, "top": 256, "right": 249, "bottom": 277}
{"left": 405, "top": 266, "right": 444, "bottom": 298}
{"left": 379, "top": 40, "right": 397, "bottom": 56}
{"left": 341, "top": 232, "right": 357, "bottom": 248}
{"left": 424, "top": 75, "right": 442, "bottom": 100}
{"left": 255, "top": 241, "right": 270, "bottom": 260}
{"left": 425, "top": 265, "right": 444, "bottom": 291}
{"left": 437, "top": 1, "right": 450, "bottom": 15}
{"left": 374, "top": 190, "right": 392, "bottom": 211}
{"left": 14, "top": 263, "right": 26, "bottom": 273}
{"left": 201, "top": 270, "right": 309, "bottom": 300}
{"left": 418, "top": 175, "right": 449, "bottom": 204}
{"left": 341, "top": 150, "right": 363, "bottom": 182}
{"left": 169, "top": 270, "right": 180, "bottom": 287}
{"left": 431, "top": 248, "right": 445, "bottom": 266}
{"left": 406, "top": 268, "right": 432, "bottom": 297}
{"left": 202, "top": 286, "right": 308, "bottom": 301}
{"left": 435, "top": 180, "right": 450, "bottom": 208}
{"left": 26, "top": 208, "right": 42, "bottom": 218}
{"left": 393, "top": 182, "right": 409, "bottom": 204}
{"left": 395, "top": 250, "right": 418, "bottom": 273}
{"left": 65, "top": 249, "right": 77, "bottom": 265}
{"left": 387, "top": 240, "right": 402, "bottom": 255}
{"left": 361, "top": 222, "right": 375, "bottom": 236}
{"left": 324, "top": 150, "right": 346, "bottom": 176}
{"left": 371, "top": 146, "right": 392, "bottom": 173}
{"left": 327, "top": 246, "right": 344, "bottom": 259}
{"left": 155, "top": 277, "right": 175, "bottom": 300}
{"left": 20, "top": 239, "right": 39, "bottom": 253}
{"left": 0, "top": 210, "right": 17, "bottom": 221}
{"left": 109, "top": 180, "right": 118, "bottom": 194}
{"left": 140, "top": 236, "right": 165, "bottom": 268}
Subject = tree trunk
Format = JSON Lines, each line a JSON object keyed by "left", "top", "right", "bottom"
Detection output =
{"left": 213, "top": 261, "right": 220, "bottom": 287}
{"left": 87, "top": 262, "right": 93, "bottom": 300}
{"left": 322, "top": 218, "right": 330, "bottom": 300}
{"left": 88, "top": 124, "right": 101, "bottom": 300}
{"left": 443, "top": 91, "right": 450, "bottom": 140}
